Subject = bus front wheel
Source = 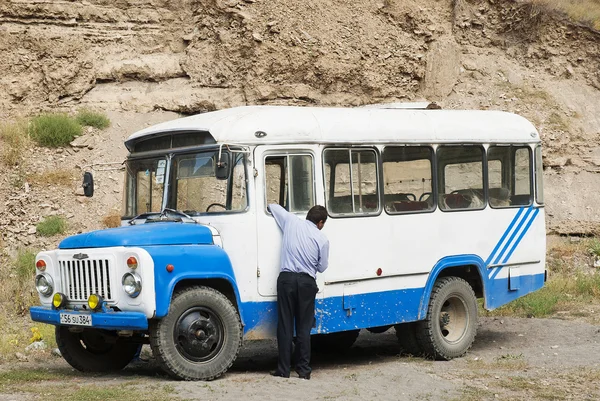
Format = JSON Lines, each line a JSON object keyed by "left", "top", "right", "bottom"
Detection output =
{"left": 416, "top": 277, "right": 477, "bottom": 360}
{"left": 149, "top": 286, "right": 242, "bottom": 380}
{"left": 56, "top": 327, "right": 139, "bottom": 372}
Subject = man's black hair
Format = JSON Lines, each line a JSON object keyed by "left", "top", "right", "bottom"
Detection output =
{"left": 306, "top": 205, "right": 327, "bottom": 225}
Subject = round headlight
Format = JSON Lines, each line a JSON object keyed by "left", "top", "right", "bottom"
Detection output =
{"left": 52, "top": 293, "right": 66, "bottom": 309}
{"left": 122, "top": 272, "right": 142, "bottom": 298}
{"left": 88, "top": 294, "right": 103, "bottom": 310}
{"left": 35, "top": 274, "right": 54, "bottom": 297}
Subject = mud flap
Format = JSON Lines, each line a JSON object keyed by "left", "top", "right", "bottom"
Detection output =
{"left": 508, "top": 267, "right": 520, "bottom": 291}
{"left": 343, "top": 284, "right": 357, "bottom": 317}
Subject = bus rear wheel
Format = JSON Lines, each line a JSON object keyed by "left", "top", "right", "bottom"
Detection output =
{"left": 56, "top": 327, "right": 139, "bottom": 372}
{"left": 311, "top": 330, "right": 360, "bottom": 353}
{"left": 149, "top": 286, "right": 242, "bottom": 380}
{"left": 416, "top": 277, "right": 477, "bottom": 360}
{"left": 394, "top": 322, "right": 422, "bottom": 356}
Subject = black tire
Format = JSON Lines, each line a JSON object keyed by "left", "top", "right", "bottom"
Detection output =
{"left": 416, "top": 277, "right": 477, "bottom": 360}
{"left": 311, "top": 330, "right": 360, "bottom": 353}
{"left": 149, "top": 286, "right": 242, "bottom": 381}
{"left": 366, "top": 325, "right": 392, "bottom": 334}
{"left": 394, "top": 322, "right": 422, "bottom": 356}
{"left": 56, "top": 326, "right": 139, "bottom": 372}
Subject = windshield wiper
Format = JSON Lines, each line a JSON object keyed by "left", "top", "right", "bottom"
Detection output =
{"left": 128, "top": 208, "right": 196, "bottom": 225}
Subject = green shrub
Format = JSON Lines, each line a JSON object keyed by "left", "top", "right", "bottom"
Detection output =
{"left": 29, "top": 113, "right": 82, "bottom": 147}
{"left": 36, "top": 216, "right": 67, "bottom": 237}
{"left": 75, "top": 109, "right": 110, "bottom": 129}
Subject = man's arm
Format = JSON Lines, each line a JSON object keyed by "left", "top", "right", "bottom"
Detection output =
{"left": 317, "top": 240, "right": 330, "bottom": 273}
{"left": 268, "top": 203, "right": 292, "bottom": 231}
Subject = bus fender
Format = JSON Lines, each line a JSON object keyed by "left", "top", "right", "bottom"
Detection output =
{"left": 417, "top": 255, "right": 487, "bottom": 320}
{"left": 147, "top": 244, "right": 242, "bottom": 320}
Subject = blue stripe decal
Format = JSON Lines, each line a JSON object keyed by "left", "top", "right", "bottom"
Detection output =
{"left": 487, "top": 206, "right": 539, "bottom": 281}
{"left": 484, "top": 207, "right": 525, "bottom": 265}
{"left": 492, "top": 206, "right": 534, "bottom": 265}
{"left": 502, "top": 208, "right": 540, "bottom": 264}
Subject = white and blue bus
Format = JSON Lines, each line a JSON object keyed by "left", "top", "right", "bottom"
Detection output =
{"left": 30, "top": 104, "right": 546, "bottom": 380}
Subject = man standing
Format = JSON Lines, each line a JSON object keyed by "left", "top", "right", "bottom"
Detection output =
{"left": 268, "top": 203, "right": 330, "bottom": 380}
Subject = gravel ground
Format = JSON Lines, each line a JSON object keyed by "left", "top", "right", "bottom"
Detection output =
{"left": 4, "top": 316, "right": 597, "bottom": 401}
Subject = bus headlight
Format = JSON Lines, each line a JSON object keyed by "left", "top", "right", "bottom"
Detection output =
{"left": 88, "top": 294, "right": 103, "bottom": 311}
{"left": 122, "top": 272, "right": 142, "bottom": 298}
{"left": 52, "top": 293, "right": 66, "bottom": 309}
{"left": 35, "top": 274, "right": 54, "bottom": 297}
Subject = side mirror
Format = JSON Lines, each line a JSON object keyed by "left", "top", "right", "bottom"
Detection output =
{"left": 82, "top": 171, "right": 94, "bottom": 197}
{"left": 215, "top": 151, "right": 231, "bottom": 180}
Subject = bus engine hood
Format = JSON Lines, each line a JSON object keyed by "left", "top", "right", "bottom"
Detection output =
{"left": 58, "top": 222, "right": 215, "bottom": 249}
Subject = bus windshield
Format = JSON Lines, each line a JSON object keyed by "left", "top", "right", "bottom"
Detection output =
{"left": 168, "top": 150, "right": 247, "bottom": 215}
{"left": 123, "top": 150, "right": 248, "bottom": 218}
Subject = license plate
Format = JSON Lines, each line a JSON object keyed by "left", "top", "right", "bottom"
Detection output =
{"left": 59, "top": 313, "right": 92, "bottom": 326}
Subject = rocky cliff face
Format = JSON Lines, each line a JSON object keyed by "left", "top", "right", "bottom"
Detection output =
{"left": 0, "top": 0, "right": 599, "bottom": 255}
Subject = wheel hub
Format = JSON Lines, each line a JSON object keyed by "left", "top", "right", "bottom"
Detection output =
{"left": 440, "top": 311, "right": 451, "bottom": 327}
{"left": 438, "top": 297, "right": 468, "bottom": 343}
{"left": 175, "top": 307, "right": 224, "bottom": 362}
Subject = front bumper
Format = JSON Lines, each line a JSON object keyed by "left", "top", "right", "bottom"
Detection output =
{"left": 30, "top": 306, "right": 148, "bottom": 330}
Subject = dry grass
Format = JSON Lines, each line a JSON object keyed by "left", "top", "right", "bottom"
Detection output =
{"left": 496, "top": 81, "right": 552, "bottom": 104}
{"left": 27, "top": 169, "right": 76, "bottom": 187}
{"left": 102, "top": 212, "right": 122, "bottom": 228}
{"left": 0, "top": 120, "right": 30, "bottom": 166}
{"left": 465, "top": 354, "right": 529, "bottom": 371}
{"left": 0, "top": 250, "right": 38, "bottom": 316}
{"left": 547, "top": 112, "right": 570, "bottom": 132}
{"left": 0, "top": 369, "right": 178, "bottom": 401}
{"left": 534, "top": 0, "right": 600, "bottom": 30}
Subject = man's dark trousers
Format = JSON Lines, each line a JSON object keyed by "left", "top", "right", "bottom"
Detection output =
{"left": 276, "top": 271, "right": 318, "bottom": 377}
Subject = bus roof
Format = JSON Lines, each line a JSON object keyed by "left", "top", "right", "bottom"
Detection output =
{"left": 125, "top": 105, "right": 540, "bottom": 150}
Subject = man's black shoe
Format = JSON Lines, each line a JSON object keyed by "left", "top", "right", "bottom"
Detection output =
{"left": 297, "top": 372, "right": 311, "bottom": 380}
{"left": 270, "top": 371, "right": 289, "bottom": 378}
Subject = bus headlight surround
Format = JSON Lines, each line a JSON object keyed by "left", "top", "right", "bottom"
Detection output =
{"left": 122, "top": 272, "right": 142, "bottom": 298}
{"left": 35, "top": 274, "right": 54, "bottom": 297}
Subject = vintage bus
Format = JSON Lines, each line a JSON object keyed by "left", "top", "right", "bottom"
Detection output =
{"left": 30, "top": 104, "right": 546, "bottom": 380}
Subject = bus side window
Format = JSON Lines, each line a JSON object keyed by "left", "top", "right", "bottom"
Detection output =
{"left": 323, "top": 148, "right": 379, "bottom": 215}
{"left": 487, "top": 146, "right": 532, "bottom": 208}
{"left": 265, "top": 154, "right": 315, "bottom": 213}
{"left": 382, "top": 146, "right": 434, "bottom": 214}
{"left": 438, "top": 146, "right": 485, "bottom": 211}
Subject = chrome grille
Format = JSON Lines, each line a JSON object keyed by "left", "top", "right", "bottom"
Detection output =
{"left": 58, "top": 258, "right": 113, "bottom": 301}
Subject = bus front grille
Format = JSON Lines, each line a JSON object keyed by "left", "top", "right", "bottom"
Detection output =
{"left": 58, "top": 259, "right": 113, "bottom": 301}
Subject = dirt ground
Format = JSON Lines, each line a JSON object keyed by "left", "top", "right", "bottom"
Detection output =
{"left": 3, "top": 315, "right": 598, "bottom": 401}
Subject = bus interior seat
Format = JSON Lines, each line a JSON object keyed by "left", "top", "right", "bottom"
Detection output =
{"left": 489, "top": 187, "right": 510, "bottom": 207}
{"left": 510, "top": 194, "right": 532, "bottom": 206}
{"left": 447, "top": 189, "right": 484, "bottom": 208}
{"left": 390, "top": 201, "right": 430, "bottom": 212}
{"left": 442, "top": 193, "right": 470, "bottom": 209}
{"left": 384, "top": 193, "right": 416, "bottom": 211}
{"left": 330, "top": 194, "right": 379, "bottom": 213}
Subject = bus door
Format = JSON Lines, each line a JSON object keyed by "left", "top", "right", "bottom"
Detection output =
{"left": 254, "top": 145, "right": 324, "bottom": 297}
